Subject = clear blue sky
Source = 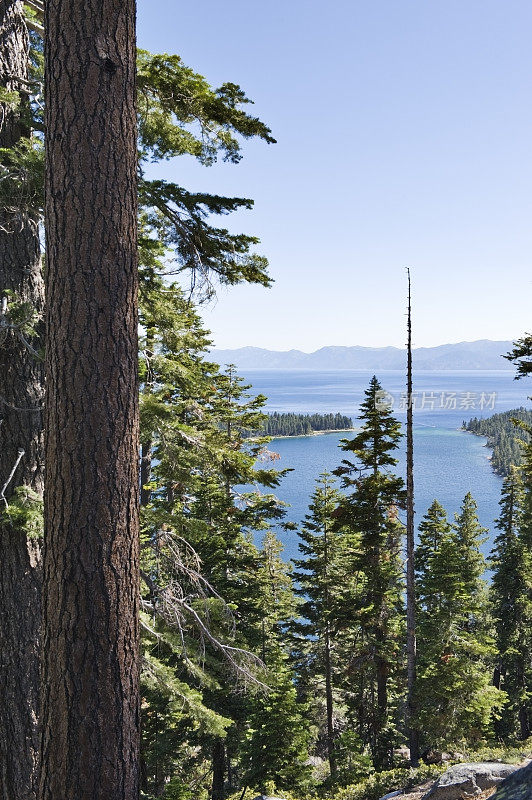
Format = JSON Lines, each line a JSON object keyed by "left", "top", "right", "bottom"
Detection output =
{"left": 138, "top": 0, "right": 532, "bottom": 351}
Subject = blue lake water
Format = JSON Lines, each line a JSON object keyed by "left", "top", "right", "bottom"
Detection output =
{"left": 238, "top": 369, "right": 531, "bottom": 563}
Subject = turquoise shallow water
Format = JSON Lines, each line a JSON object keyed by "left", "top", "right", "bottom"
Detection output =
{"left": 237, "top": 369, "right": 531, "bottom": 562}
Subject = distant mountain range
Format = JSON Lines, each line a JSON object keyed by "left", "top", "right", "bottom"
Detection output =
{"left": 210, "top": 340, "right": 515, "bottom": 371}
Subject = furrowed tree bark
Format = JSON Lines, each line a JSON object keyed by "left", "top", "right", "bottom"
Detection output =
{"left": 40, "top": 1, "right": 140, "bottom": 798}
{"left": 0, "top": 2, "right": 44, "bottom": 798}
{"left": 406, "top": 268, "right": 420, "bottom": 766}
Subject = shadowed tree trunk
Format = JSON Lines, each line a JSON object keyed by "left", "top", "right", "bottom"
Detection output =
{"left": 39, "top": 0, "right": 140, "bottom": 797}
{"left": 0, "top": 2, "right": 44, "bottom": 798}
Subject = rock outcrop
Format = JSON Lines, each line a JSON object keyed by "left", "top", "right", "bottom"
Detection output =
{"left": 423, "top": 763, "right": 519, "bottom": 799}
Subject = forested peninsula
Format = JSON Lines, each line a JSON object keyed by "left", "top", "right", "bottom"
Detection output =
{"left": 464, "top": 408, "right": 532, "bottom": 475}
{"left": 260, "top": 412, "right": 354, "bottom": 437}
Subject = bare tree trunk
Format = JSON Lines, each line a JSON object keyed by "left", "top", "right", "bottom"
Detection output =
{"left": 405, "top": 268, "right": 420, "bottom": 766}
{"left": 39, "top": 0, "right": 140, "bottom": 797}
{"left": 0, "top": 2, "right": 44, "bottom": 798}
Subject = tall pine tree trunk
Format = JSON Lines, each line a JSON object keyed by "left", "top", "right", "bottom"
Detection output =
{"left": 0, "top": 2, "right": 44, "bottom": 798}
{"left": 39, "top": 0, "right": 140, "bottom": 797}
{"left": 405, "top": 268, "right": 420, "bottom": 765}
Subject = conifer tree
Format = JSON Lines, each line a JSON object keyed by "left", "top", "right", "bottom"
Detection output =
{"left": 256, "top": 530, "right": 297, "bottom": 664}
{"left": 415, "top": 499, "right": 454, "bottom": 745}
{"left": 489, "top": 334, "right": 532, "bottom": 799}
{"left": 334, "top": 377, "right": 405, "bottom": 770}
{"left": 415, "top": 500, "right": 451, "bottom": 607}
{"left": 513, "top": 425, "right": 532, "bottom": 738}
{"left": 137, "top": 284, "right": 292, "bottom": 798}
{"left": 491, "top": 468, "right": 531, "bottom": 740}
{"left": 240, "top": 531, "right": 311, "bottom": 796}
{"left": 416, "top": 496, "right": 503, "bottom": 749}
{"left": 1, "top": 32, "right": 276, "bottom": 297}
{"left": 292, "top": 473, "right": 347, "bottom": 780}
{"left": 137, "top": 283, "right": 314, "bottom": 800}
{"left": 240, "top": 666, "right": 311, "bottom": 796}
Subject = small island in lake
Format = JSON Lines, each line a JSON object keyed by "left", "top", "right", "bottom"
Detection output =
{"left": 464, "top": 407, "right": 532, "bottom": 476}
{"left": 262, "top": 411, "right": 354, "bottom": 437}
